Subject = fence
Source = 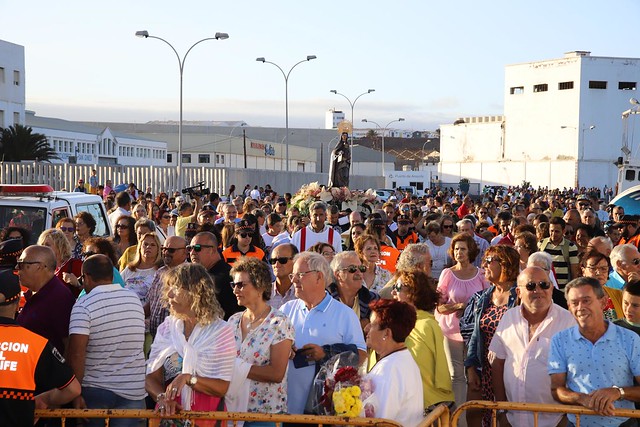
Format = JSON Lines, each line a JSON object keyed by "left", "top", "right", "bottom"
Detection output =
{"left": 419, "top": 404, "right": 451, "bottom": 427}
{"left": 451, "top": 400, "right": 640, "bottom": 426}
{"left": 0, "top": 162, "right": 383, "bottom": 195}
{"left": 35, "top": 409, "right": 402, "bottom": 426}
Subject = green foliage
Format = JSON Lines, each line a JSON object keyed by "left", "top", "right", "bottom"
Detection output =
{"left": 0, "top": 124, "right": 59, "bottom": 162}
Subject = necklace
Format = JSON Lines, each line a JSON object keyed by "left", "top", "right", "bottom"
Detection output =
{"left": 245, "top": 306, "right": 270, "bottom": 330}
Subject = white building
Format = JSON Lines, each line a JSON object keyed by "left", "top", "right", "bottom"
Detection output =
{"left": 440, "top": 51, "right": 640, "bottom": 190}
{"left": 325, "top": 109, "right": 345, "bottom": 129}
{"left": 0, "top": 40, "right": 25, "bottom": 128}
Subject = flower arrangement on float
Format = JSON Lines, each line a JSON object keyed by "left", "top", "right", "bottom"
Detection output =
{"left": 290, "top": 182, "right": 377, "bottom": 216}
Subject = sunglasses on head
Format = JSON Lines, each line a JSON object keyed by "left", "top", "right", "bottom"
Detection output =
{"left": 268, "top": 256, "right": 292, "bottom": 265}
{"left": 186, "top": 244, "right": 214, "bottom": 252}
{"left": 524, "top": 281, "right": 551, "bottom": 291}
{"left": 339, "top": 265, "right": 367, "bottom": 273}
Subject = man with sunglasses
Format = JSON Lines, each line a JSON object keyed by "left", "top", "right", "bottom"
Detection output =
{"left": 490, "top": 267, "right": 576, "bottom": 427}
{"left": 145, "top": 236, "right": 188, "bottom": 338}
{"left": 269, "top": 243, "right": 299, "bottom": 310}
{"left": 189, "top": 231, "right": 241, "bottom": 320}
{"left": 549, "top": 277, "right": 640, "bottom": 427}
{"left": 16, "top": 246, "right": 75, "bottom": 355}
{"left": 608, "top": 244, "right": 640, "bottom": 291}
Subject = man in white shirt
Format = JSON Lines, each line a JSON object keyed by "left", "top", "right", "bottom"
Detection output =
{"left": 291, "top": 201, "right": 342, "bottom": 253}
{"left": 108, "top": 191, "right": 131, "bottom": 232}
{"left": 490, "top": 267, "right": 576, "bottom": 427}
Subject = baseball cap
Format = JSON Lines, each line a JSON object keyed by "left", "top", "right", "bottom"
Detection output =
{"left": 235, "top": 219, "right": 254, "bottom": 233}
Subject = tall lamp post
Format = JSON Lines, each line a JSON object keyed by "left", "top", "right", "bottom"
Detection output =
{"left": 330, "top": 89, "right": 375, "bottom": 177}
{"left": 256, "top": 55, "right": 317, "bottom": 172}
{"left": 362, "top": 118, "right": 404, "bottom": 176}
{"left": 135, "top": 30, "right": 229, "bottom": 192}
{"left": 228, "top": 123, "right": 246, "bottom": 168}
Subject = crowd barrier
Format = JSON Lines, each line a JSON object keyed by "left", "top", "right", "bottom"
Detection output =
{"left": 451, "top": 400, "right": 640, "bottom": 427}
{"left": 419, "top": 404, "right": 451, "bottom": 427}
{"left": 35, "top": 409, "right": 402, "bottom": 426}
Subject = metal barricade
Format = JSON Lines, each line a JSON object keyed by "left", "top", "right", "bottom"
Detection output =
{"left": 451, "top": 400, "right": 640, "bottom": 427}
{"left": 35, "top": 409, "right": 402, "bottom": 426}
{"left": 418, "top": 404, "right": 451, "bottom": 427}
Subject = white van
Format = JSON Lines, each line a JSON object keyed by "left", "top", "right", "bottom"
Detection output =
{"left": 0, "top": 184, "right": 111, "bottom": 244}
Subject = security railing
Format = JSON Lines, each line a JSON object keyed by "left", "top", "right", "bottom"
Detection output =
{"left": 418, "top": 404, "right": 451, "bottom": 427}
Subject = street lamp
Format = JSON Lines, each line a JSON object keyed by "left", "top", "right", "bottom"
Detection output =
{"left": 330, "top": 89, "right": 375, "bottom": 178}
{"left": 256, "top": 55, "right": 317, "bottom": 172}
{"left": 362, "top": 117, "right": 404, "bottom": 176}
{"left": 228, "top": 123, "right": 246, "bottom": 167}
{"left": 135, "top": 30, "right": 229, "bottom": 192}
{"left": 422, "top": 139, "right": 432, "bottom": 160}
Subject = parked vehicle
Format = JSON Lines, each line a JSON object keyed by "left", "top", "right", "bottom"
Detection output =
{"left": 375, "top": 188, "right": 396, "bottom": 202}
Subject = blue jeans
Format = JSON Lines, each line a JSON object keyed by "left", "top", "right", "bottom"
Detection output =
{"left": 82, "top": 387, "right": 145, "bottom": 427}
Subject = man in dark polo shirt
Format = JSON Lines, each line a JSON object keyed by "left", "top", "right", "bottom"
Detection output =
{"left": 188, "top": 231, "right": 241, "bottom": 320}
{"left": 16, "top": 246, "right": 75, "bottom": 354}
{"left": 0, "top": 274, "right": 80, "bottom": 427}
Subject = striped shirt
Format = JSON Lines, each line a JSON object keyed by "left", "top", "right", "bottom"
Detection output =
{"left": 540, "top": 239, "right": 579, "bottom": 288}
{"left": 69, "top": 285, "right": 146, "bottom": 400}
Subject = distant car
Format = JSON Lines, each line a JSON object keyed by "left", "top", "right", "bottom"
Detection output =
{"left": 375, "top": 189, "right": 396, "bottom": 202}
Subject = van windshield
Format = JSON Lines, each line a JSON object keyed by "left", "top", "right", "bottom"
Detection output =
{"left": 0, "top": 206, "right": 47, "bottom": 245}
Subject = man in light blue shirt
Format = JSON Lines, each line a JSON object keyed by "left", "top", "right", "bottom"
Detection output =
{"left": 549, "top": 277, "right": 640, "bottom": 427}
{"left": 280, "top": 251, "right": 366, "bottom": 415}
{"left": 608, "top": 244, "right": 640, "bottom": 290}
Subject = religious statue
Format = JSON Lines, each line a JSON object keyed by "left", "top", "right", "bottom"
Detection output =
{"left": 328, "top": 132, "right": 351, "bottom": 188}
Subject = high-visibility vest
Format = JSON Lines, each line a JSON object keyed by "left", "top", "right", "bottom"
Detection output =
{"left": 0, "top": 324, "right": 48, "bottom": 400}
{"left": 222, "top": 245, "right": 265, "bottom": 267}
{"left": 378, "top": 244, "right": 400, "bottom": 274}
{"left": 395, "top": 232, "right": 418, "bottom": 252}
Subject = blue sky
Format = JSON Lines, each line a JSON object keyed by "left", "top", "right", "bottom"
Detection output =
{"left": 2, "top": 0, "right": 639, "bottom": 131}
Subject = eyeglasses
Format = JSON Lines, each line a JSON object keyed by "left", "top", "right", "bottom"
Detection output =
{"left": 230, "top": 281, "right": 249, "bottom": 290}
{"left": 116, "top": 224, "right": 128, "bottom": 229}
{"left": 289, "top": 270, "right": 318, "bottom": 281}
{"left": 162, "top": 247, "right": 185, "bottom": 253}
{"left": 483, "top": 256, "right": 499, "bottom": 264}
{"left": 338, "top": 265, "right": 367, "bottom": 274}
{"left": 15, "top": 261, "right": 42, "bottom": 270}
{"left": 392, "top": 283, "right": 406, "bottom": 293}
{"left": 629, "top": 258, "right": 640, "bottom": 266}
{"left": 523, "top": 281, "right": 551, "bottom": 291}
{"left": 585, "top": 265, "right": 608, "bottom": 274}
{"left": 186, "top": 244, "right": 215, "bottom": 252}
{"left": 59, "top": 226, "right": 75, "bottom": 232}
{"left": 442, "top": 224, "right": 453, "bottom": 229}
{"left": 268, "top": 256, "right": 293, "bottom": 265}
{"left": 237, "top": 233, "right": 250, "bottom": 239}
{"left": 81, "top": 251, "right": 96, "bottom": 259}
{"left": 162, "top": 215, "right": 171, "bottom": 219}
{"left": 321, "top": 251, "right": 335, "bottom": 258}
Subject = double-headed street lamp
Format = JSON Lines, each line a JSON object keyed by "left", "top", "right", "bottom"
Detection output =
{"left": 330, "top": 89, "right": 375, "bottom": 177}
{"left": 256, "top": 55, "right": 317, "bottom": 172}
{"left": 362, "top": 118, "right": 404, "bottom": 176}
{"left": 135, "top": 30, "right": 229, "bottom": 192}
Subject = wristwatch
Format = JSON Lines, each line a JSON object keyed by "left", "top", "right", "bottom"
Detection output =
{"left": 188, "top": 375, "right": 198, "bottom": 388}
{"left": 613, "top": 385, "right": 625, "bottom": 400}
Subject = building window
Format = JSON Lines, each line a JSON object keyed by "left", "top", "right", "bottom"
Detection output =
{"left": 510, "top": 86, "right": 524, "bottom": 95}
{"left": 182, "top": 154, "right": 191, "bottom": 164}
{"left": 589, "top": 81, "right": 607, "bottom": 89}
{"left": 533, "top": 84, "right": 548, "bottom": 93}
{"left": 167, "top": 153, "right": 173, "bottom": 163}
{"left": 297, "top": 162, "right": 305, "bottom": 172}
{"left": 0, "top": 68, "right": 4, "bottom": 83}
{"left": 626, "top": 169, "right": 636, "bottom": 181}
{"left": 13, "top": 112, "right": 19, "bottom": 125}
{"left": 619, "top": 82, "right": 637, "bottom": 91}
{"left": 558, "top": 81, "right": 574, "bottom": 90}
{"left": 13, "top": 70, "right": 19, "bottom": 86}
{"left": 0, "top": 110, "right": 4, "bottom": 126}
{"left": 215, "top": 154, "right": 225, "bottom": 164}
{"left": 198, "top": 154, "right": 210, "bottom": 163}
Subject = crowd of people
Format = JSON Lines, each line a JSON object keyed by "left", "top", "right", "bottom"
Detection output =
{"left": 2, "top": 181, "right": 640, "bottom": 427}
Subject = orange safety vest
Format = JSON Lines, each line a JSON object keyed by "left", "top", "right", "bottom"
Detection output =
{"left": 378, "top": 244, "right": 400, "bottom": 274}
{"left": 395, "top": 232, "right": 418, "bottom": 252}
{"left": 222, "top": 245, "right": 265, "bottom": 267}
{"left": 0, "top": 324, "right": 48, "bottom": 400}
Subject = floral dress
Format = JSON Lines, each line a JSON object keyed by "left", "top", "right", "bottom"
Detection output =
{"left": 479, "top": 302, "right": 509, "bottom": 427}
{"left": 228, "top": 308, "right": 295, "bottom": 414}
{"left": 365, "top": 265, "right": 393, "bottom": 294}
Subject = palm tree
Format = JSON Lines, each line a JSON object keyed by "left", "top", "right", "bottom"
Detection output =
{"left": 0, "top": 124, "right": 59, "bottom": 162}
{"left": 366, "top": 129, "right": 379, "bottom": 150}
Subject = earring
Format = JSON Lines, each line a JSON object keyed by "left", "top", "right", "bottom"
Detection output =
{"left": 382, "top": 336, "right": 387, "bottom": 341}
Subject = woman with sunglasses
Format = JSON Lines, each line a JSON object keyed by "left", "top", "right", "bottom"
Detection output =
{"left": 461, "top": 245, "right": 519, "bottom": 427}
{"left": 56, "top": 217, "right": 83, "bottom": 259}
{"left": 121, "top": 232, "right": 163, "bottom": 305}
{"left": 111, "top": 215, "right": 137, "bottom": 259}
{"left": 581, "top": 249, "right": 621, "bottom": 320}
{"left": 439, "top": 215, "right": 456, "bottom": 238}
{"left": 147, "top": 263, "right": 236, "bottom": 425}
{"left": 228, "top": 257, "right": 294, "bottom": 425}
{"left": 154, "top": 208, "right": 175, "bottom": 242}
{"left": 354, "top": 234, "right": 392, "bottom": 293}
{"left": 222, "top": 221, "right": 266, "bottom": 267}
{"left": 435, "top": 233, "right": 487, "bottom": 419}
{"left": 329, "top": 251, "right": 380, "bottom": 330}
{"left": 37, "top": 228, "right": 84, "bottom": 297}
{"left": 391, "top": 270, "right": 454, "bottom": 414}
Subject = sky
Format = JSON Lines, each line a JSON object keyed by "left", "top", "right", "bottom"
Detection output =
{"left": 2, "top": 0, "right": 639, "bottom": 132}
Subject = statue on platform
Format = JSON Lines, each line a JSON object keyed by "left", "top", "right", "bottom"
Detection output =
{"left": 328, "top": 132, "right": 351, "bottom": 188}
